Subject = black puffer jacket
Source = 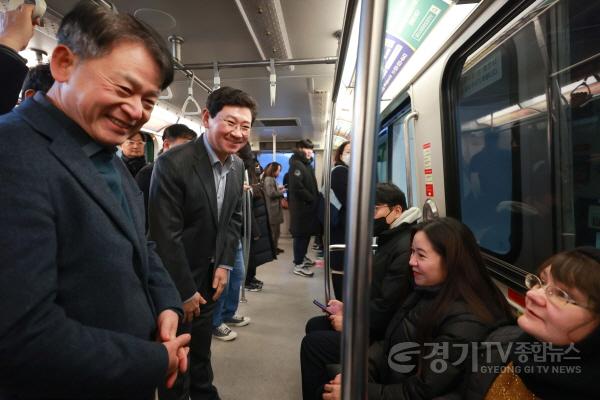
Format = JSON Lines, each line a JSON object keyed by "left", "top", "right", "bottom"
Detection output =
{"left": 367, "top": 287, "right": 492, "bottom": 400}
{"left": 248, "top": 186, "right": 275, "bottom": 268}
{"left": 369, "top": 220, "right": 416, "bottom": 341}
{"left": 288, "top": 150, "right": 319, "bottom": 236}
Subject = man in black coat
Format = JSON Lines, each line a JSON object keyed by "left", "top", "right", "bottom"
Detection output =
{"left": 135, "top": 123, "right": 197, "bottom": 230}
{"left": 149, "top": 87, "right": 258, "bottom": 400}
{"left": 0, "top": 3, "right": 40, "bottom": 114}
{"left": 121, "top": 131, "right": 149, "bottom": 177}
{"left": 288, "top": 138, "right": 319, "bottom": 277}
{"left": 0, "top": 3, "right": 189, "bottom": 398}
{"left": 300, "top": 183, "right": 422, "bottom": 399}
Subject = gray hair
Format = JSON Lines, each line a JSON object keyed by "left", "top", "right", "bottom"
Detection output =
{"left": 57, "top": 1, "right": 174, "bottom": 89}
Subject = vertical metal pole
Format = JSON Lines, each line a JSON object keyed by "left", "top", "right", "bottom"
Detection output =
{"left": 272, "top": 131, "right": 277, "bottom": 161}
{"left": 342, "top": 0, "right": 388, "bottom": 399}
{"left": 322, "top": 106, "right": 337, "bottom": 302}
{"left": 402, "top": 111, "right": 418, "bottom": 207}
{"left": 240, "top": 170, "right": 252, "bottom": 303}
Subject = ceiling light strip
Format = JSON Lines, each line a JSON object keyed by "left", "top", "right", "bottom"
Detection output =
{"left": 234, "top": 0, "right": 267, "bottom": 60}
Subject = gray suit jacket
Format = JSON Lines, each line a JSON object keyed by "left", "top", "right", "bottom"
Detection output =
{"left": 0, "top": 95, "right": 182, "bottom": 399}
{"left": 148, "top": 136, "right": 244, "bottom": 302}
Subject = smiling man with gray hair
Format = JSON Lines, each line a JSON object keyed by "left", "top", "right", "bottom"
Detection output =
{"left": 0, "top": 2, "right": 189, "bottom": 398}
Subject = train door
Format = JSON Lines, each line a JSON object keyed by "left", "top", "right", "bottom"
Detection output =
{"left": 376, "top": 127, "right": 389, "bottom": 182}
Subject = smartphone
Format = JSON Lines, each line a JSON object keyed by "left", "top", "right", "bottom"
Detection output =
{"left": 313, "top": 299, "right": 331, "bottom": 315}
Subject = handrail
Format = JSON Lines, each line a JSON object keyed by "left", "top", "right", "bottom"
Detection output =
{"left": 322, "top": 105, "right": 337, "bottom": 303}
{"left": 402, "top": 111, "right": 418, "bottom": 206}
{"left": 342, "top": 0, "right": 388, "bottom": 398}
{"left": 240, "top": 170, "right": 252, "bottom": 303}
{"left": 332, "top": 0, "right": 360, "bottom": 103}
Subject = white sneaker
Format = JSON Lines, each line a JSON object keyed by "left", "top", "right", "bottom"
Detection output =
{"left": 212, "top": 323, "right": 238, "bottom": 341}
{"left": 293, "top": 264, "right": 314, "bottom": 277}
{"left": 224, "top": 314, "right": 251, "bottom": 327}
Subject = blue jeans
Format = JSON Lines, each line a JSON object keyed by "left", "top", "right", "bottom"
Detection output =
{"left": 212, "top": 241, "right": 245, "bottom": 328}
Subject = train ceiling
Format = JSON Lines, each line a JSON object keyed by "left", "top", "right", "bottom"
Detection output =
{"left": 13, "top": 0, "right": 347, "bottom": 145}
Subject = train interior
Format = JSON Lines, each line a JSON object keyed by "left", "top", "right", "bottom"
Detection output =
{"left": 3, "top": 0, "right": 599, "bottom": 398}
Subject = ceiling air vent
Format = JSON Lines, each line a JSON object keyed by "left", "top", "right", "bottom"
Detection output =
{"left": 254, "top": 118, "right": 300, "bottom": 127}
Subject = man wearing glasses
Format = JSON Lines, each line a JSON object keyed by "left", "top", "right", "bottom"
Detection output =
{"left": 120, "top": 131, "right": 148, "bottom": 177}
{"left": 149, "top": 86, "right": 257, "bottom": 400}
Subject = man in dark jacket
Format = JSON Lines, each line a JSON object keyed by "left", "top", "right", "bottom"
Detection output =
{"left": 149, "top": 86, "right": 257, "bottom": 400}
{"left": 136, "top": 123, "right": 197, "bottom": 230}
{"left": 121, "top": 131, "right": 148, "bottom": 177}
{"left": 288, "top": 138, "right": 319, "bottom": 277}
{"left": 0, "top": 3, "right": 40, "bottom": 114}
{"left": 0, "top": 2, "right": 188, "bottom": 398}
{"left": 300, "top": 183, "right": 421, "bottom": 399}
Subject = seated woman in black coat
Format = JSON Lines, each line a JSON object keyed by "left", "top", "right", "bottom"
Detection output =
{"left": 322, "top": 217, "right": 514, "bottom": 400}
{"left": 465, "top": 247, "right": 600, "bottom": 400}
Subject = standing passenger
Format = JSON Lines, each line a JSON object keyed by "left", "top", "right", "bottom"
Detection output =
{"left": 329, "top": 140, "right": 350, "bottom": 299}
{"left": 288, "top": 138, "right": 319, "bottom": 277}
{"left": 121, "top": 131, "right": 148, "bottom": 177}
{"left": 0, "top": 2, "right": 189, "bottom": 398}
{"left": 0, "top": 3, "right": 40, "bottom": 114}
{"left": 136, "top": 123, "right": 197, "bottom": 228}
{"left": 21, "top": 63, "right": 54, "bottom": 99}
{"left": 149, "top": 86, "right": 257, "bottom": 400}
{"left": 262, "top": 161, "right": 285, "bottom": 254}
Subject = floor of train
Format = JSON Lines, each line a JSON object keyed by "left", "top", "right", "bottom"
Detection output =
{"left": 212, "top": 236, "right": 324, "bottom": 400}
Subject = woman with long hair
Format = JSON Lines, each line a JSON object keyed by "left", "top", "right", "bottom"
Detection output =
{"left": 322, "top": 217, "right": 513, "bottom": 400}
{"left": 262, "top": 162, "right": 284, "bottom": 254}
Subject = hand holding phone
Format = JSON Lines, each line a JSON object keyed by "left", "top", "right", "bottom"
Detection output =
{"left": 313, "top": 299, "right": 331, "bottom": 315}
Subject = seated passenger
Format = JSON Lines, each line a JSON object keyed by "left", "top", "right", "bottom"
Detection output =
{"left": 465, "top": 247, "right": 600, "bottom": 400}
{"left": 322, "top": 217, "right": 514, "bottom": 400}
{"left": 301, "top": 183, "right": 421, "bottom": 399}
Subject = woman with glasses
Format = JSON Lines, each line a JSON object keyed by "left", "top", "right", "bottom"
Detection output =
{"left": 322, "top": 217, "right": 513, "bottom": 400}
{"left": 465, "top": 247, "right": 600, "bottom": 399}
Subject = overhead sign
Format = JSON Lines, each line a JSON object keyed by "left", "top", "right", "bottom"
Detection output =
{"left": 382, "top": 0, "right": 450, "bottom": 93}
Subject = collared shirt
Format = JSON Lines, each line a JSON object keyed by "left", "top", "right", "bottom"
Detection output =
{"left": 201, "top": 133, "right": 233, "bottom": 272}
{"left": 35, "top": 93, "right": 133, "bottom": 224}
{"left": 202, "top": 133, "right": 233, "bottom": 221}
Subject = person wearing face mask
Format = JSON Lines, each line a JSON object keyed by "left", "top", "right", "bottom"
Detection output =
{"left": 321, "top": 218, "right": 514, "bottom": 400}
{"left": 329, "top": 141, "right": 351, "bottom": 299}
{"left": 465, "top": 247, "right": 600, "bottom": 400}
{"left": 300, "top": 183, "right": 421, "bottom": 400}
{"left": 288, "top": 138, "right": 320, "bottom": 277}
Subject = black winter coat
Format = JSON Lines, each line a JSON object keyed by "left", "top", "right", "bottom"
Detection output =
{"left": 248, "top": 186, "right": 275, "bottom": 268}
{"left": 367, "top": 287, "right": 491, "bottom": 400}
{"left": 288, "top": 150, "right": 319, "bottom": 236}
{"left": 0, "top": 44, "right": 28, "bottom": 115}
{"left": 330, "top": 163, "right": 348, "bottom": 269}
{"left": 369, "top": 222, "right": 415, "bottom": 341}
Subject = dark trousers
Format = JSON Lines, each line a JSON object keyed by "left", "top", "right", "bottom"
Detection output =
{"left": 159, "top": 300, "right": 219, "bottom": 400}
{"left": 301, "top": 316, "right": 342, "bottom": 400}
{"left": 293, "top": 235, "right": 311, "bottom": 265}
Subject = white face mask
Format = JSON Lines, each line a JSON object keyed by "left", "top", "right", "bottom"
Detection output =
{"left": 341, "top": 153, "right": 351, "bottom": 166}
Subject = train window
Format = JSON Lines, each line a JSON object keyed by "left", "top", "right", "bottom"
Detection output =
{"left": 376, "top": 127, "right": 390, "bottom": 182}
{"left": 450, "top": 0, "right": 600, "bottom": 272}
{"left": 391, "top": 108, "right": 418, "bottom": 206}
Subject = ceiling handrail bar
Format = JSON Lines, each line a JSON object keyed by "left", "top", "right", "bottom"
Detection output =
{"left": 332, "top": 0, "right": 359, "bottom": 103}
{"left": 177, "top": 57, "right": 337, "bottom": 71}
{"left": 177, "top": 72, "right": 202, "bottom": 121}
